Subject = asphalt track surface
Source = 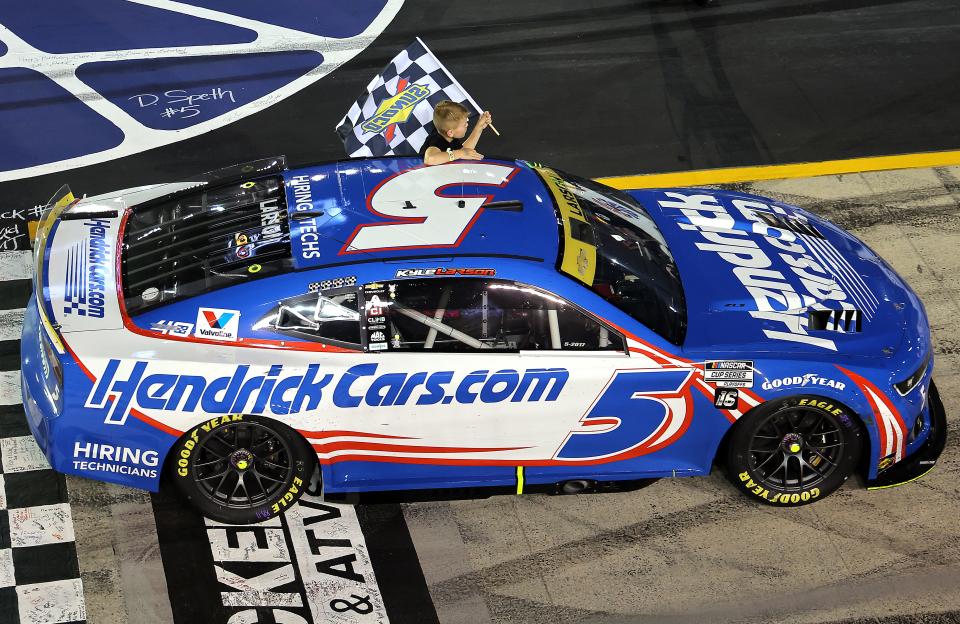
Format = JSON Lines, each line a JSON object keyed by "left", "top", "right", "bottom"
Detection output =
{"left": 411, "top": 166, "right": 960, "bottom": 624}
{"left": 2, "top": 1, "right": 960, "bottom": 623}
{"left": 2, "top": 0, "right": 960, "bottom": 204}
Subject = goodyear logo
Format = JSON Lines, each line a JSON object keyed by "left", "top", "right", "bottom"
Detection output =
{"left": 360, "top": 84, "right": 431, "bottom": 134}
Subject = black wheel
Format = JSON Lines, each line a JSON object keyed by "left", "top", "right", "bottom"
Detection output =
{"left": 726, "top": 396, "right": 862, "bottom": 506}
{"left": 169, "top": 415, "right": 316, "bottom": 524}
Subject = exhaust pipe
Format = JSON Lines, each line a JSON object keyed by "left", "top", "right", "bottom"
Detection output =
{"left": 560, "top": 479, "right": 593, "bottom": 494}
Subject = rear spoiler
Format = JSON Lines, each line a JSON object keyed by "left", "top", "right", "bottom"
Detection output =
{"left": 34, "top": 185, "right": 77, "bottom": 275}
{"left": 128, "top": 155, "right": 288, "bottom": 214}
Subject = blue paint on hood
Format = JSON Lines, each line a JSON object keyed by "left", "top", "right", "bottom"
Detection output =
{"left": 627, "top": 187, "right": 921, "bottom": 362}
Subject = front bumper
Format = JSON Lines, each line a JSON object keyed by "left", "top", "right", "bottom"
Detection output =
{"left": 867, "top": 381, "right": 947, "bottom": 490}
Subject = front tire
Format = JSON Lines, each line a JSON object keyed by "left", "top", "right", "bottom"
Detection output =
{"left": 726, "top": 396, "right": 862, "bottom": 506}
{"left": 169, "top": 414, "right": 316, "bottom": 524}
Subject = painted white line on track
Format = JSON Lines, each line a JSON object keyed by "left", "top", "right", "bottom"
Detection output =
{"left": 0, "top": 548, "right": 17, "bottom": 587}
{"left": 0, "top": 370, "right": 22, "bottom": 406}
{"left": 0, "top": 548, "right": 14, "bottom": 589}
{"left": 0, "top": 308, "right": 25, "bottom": 341}
{"left": 216, "top": 566, "right": 304, "bottom": 607}
{"left": 206, "top": 515, "right": 292, "bottom": 563}
{"left": 8, "top": 503, "right": 76, "bottom": 547}
{"left": 0, "top": 370, "right": 23, "bottom": 405}
{"left": 0, "top": 0, "right": 405, "bottom": 182}
{"left": 17, "top": 578, "right": 86, "bottom": 623}
{"left": 0, "top": 251, "right": 33, "bottom": 282}
{"left": 285, "top": 493, "right": 390, "bottom": 623}
{"left": 0, "top": 436, "right": 49, "bottom": 473}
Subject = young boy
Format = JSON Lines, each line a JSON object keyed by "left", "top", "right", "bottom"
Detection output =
{"left": 420, "top": 100, "right": 493, "bottom": 165}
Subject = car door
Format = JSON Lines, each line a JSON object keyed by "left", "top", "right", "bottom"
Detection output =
{"left": 326, "top": 276, "right": 699, "bottom": 491}
{"left": 259, "top": 276, "right": 701, "bottom": 491}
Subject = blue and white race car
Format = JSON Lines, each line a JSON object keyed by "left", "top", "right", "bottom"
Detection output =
{"left": 21, "top": 156, "right": 946, "bottom": 523}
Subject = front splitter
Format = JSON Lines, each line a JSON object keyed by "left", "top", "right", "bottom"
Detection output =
{"left": 867, "top": 381, "right": 947, "bottom": 490}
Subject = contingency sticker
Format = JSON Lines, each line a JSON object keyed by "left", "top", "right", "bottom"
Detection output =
{"left": 714, "top": 387, "right": 739, "bottom": 409}
{"left": 704, "top": 361, "right": 754, "bottom": 388}
{"left": 364, "top": 284, "right": 390, "bottom": 352}
{"left": 195, "top": 307, "right": 241, "bottom": 342}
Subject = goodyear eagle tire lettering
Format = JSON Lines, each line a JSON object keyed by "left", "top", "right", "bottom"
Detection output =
{"left": 176, "top": 414, "right": 244, "bottom": 477}
{"left": 726, "top": 395, "right": 862, "bottom": 507}
{"left": 168, "top": 414, "right": 316, "bottom": 524}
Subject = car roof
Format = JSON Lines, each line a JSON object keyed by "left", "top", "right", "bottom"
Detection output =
{"left": 282, "top": 157, "right": 560, "bottom": 270}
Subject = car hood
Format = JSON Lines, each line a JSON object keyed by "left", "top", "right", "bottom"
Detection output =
{"left": 627, "top": 188, "right": 924, "bottom": 360}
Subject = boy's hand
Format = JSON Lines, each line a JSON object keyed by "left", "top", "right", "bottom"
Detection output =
{"left": 475, "top": 111, "right": 493, "bottom": 130}
{"left": 455, "top": 147, "right": 483, "bottom": 160}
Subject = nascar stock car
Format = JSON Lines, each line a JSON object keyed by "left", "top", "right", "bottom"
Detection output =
{"left": 21, "top": 156, "right": 946, "bottom": 523}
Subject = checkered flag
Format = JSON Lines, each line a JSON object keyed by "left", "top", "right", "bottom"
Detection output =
{"left": 336, "top": 38, "right": 484, "bottom": 157}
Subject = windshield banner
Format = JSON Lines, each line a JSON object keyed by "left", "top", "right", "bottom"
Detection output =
{"left": 532, "top": 165, "right": 597, "bottom": 286}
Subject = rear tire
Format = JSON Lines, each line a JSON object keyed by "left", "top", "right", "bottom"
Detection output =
{"left": 169, "top": 414, "right": 315, "bottom": 524}
{"left": 726, "top": 396, "right": 862, "bottom": 506}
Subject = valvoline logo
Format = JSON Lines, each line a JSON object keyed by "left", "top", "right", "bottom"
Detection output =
{"left": 195, "top": 307, "right": 240, "bottom": 342}
{"left": 85, "top": 360, "right": 569, "bottom": 425}
{"left": 360, "top": 79, "right": 431, "bottom": 141}
{"left": 203, "top": 310, "right": 235, "bottom": 329}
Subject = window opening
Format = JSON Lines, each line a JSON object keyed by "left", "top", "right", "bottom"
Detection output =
{"left": 368, "top": 278, "right": 625, "bottom": 353}
{"left": 258, "top": 287, "right": 361, "bottom": 347}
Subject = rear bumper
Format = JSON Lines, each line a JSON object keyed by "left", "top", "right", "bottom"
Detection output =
{"left": 21, "top": 296, "right": 167, "bottom": 491}
{"left": 20, "top": 296, "right": 59, "bottom": 466}
{"left": 867, "top": 381, "right": 946, "bottom": 490}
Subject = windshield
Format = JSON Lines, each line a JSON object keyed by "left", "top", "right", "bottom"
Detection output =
{"left": 533, "top": 166, "right": 687, "bottom": 345}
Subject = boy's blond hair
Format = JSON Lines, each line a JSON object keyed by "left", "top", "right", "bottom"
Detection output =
{"left": 433, "top": 100, "right": 469, "bottom": 133}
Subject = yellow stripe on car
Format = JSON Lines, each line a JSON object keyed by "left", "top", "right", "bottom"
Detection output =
{"left": 33, "top": 186, "right": 76, "bottom": 355}
{"left": 866, "top": 466, "right": 936, "bottom": 491}
{"left": 531, "top": 165, "right": 597, "bottom": 285}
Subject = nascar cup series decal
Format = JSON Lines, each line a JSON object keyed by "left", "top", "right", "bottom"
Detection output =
{"left": 703, "top": 361, "right": 754, "bottom": 388}
{"left": 0, "top": 1, "right": 404, "bottom": 180}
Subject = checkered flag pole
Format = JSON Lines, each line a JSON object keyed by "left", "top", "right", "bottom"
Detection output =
{"left": 336, "top": 37, "right": 485, "bottom": 157}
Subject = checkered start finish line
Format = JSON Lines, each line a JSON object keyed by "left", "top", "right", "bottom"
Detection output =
{"left": 0, "top": 251, "right": 85, "bottom": 623}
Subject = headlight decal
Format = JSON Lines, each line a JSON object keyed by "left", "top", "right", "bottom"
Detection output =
{"left": 894, "top": 352, "right": 931, "bottom": 396}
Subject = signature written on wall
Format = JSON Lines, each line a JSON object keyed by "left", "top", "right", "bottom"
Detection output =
{"left": 128, "top": 87, "right": 237, "bottom": 120}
